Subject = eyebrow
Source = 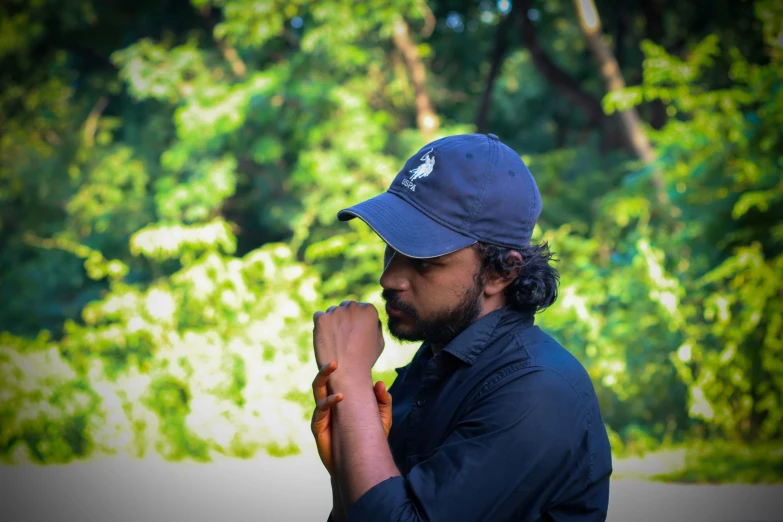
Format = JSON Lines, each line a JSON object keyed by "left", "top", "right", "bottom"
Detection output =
{"left": 419, "top": 254, "right": 449, "bottom": 266}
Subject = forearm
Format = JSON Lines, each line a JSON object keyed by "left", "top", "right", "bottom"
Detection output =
{"left": 331, "top": 372, "right": 401, "bottom": 507}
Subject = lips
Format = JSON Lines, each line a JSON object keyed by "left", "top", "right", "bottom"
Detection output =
{"left": 385, "top": 303, "right": 409, "bottom": 318}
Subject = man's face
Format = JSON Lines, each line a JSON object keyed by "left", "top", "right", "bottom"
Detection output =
{"left": 380, "top": 245, "right": 486, "bottom": 346}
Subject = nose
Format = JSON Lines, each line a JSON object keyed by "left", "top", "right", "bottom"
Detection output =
{"left": 380, "top": 245, "right": 410, "bottom": 292}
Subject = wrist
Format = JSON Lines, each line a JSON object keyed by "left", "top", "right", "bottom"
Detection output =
{"left": 330, "top": 364, "right": 373, "bottom": 390}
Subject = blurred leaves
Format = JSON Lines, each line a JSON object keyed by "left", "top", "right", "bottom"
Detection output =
{"left": 0, "top": 0, "right": 781, "bottom": 473}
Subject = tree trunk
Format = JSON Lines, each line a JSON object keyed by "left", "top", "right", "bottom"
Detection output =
{"left": 516, "top": 0, "right": 607, "bottom": 127}
{"left": 574, "top": 0, "right": 656, "bottom": 165}
{"left": 392, "top": 16, "right": 439, "bottom": 142}
{"left": 570, "top": 0, "right": 680, "bottom": 213}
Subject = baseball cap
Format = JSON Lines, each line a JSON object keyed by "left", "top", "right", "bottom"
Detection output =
{"left": 337, "top": 133, "right": 542, "bottom": 259}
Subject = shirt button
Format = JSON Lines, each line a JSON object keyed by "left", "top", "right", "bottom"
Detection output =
{"left": 416, "top": 399, "right": 427, "bottom": 407}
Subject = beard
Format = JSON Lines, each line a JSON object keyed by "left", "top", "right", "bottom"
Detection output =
{"left": 381, "top": 275, "right": 485, "bottom": 347}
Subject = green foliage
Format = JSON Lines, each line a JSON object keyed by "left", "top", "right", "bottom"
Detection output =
{"left": 623, "top": 17, "right": 783, "bottom": 442}
{"left": 0, "top": 331, "right": 97, "bottom": 464}
{"left": 1, "top": 0, "right": 781, "bottom": 480}
{"left": 654, "top": 441, "right": 783, "bottom": 484}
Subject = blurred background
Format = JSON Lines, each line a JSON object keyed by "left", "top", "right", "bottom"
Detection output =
{"left": 1, "top": 0, "right": 782, "bottom": 519}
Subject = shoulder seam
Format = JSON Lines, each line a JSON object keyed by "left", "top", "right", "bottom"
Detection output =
{"left": 474, "top": 361, "right": 529, "bottom": 401}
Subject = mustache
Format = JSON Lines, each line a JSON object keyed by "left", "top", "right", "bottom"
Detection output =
{"left": 381, "top": 290, "right": 419, "bottom": 319}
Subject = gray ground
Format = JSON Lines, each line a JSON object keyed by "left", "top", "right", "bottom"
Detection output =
{"left": 1, "top": 450, "right": 781, "bottom": 522}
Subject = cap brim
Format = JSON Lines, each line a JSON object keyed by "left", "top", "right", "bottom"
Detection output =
{"left": 337, "top": 192, "right": 477, "bottom": 259}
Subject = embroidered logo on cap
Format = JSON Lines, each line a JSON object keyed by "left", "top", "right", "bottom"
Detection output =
{"left": 409, "top": 148, "right": 435, "bottom": 180}
{"left": 403, "top": 148, "right": 435, "bottom": 192}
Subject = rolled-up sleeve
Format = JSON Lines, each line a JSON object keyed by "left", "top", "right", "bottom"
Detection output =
{"left": 344, "top": 368, "right": 587, "bottom": 522}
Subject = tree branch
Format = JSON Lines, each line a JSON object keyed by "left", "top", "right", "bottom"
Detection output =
{"left": 476, "top": 11, "right": 516, "bottom": 133}
{"left": 516, "top": 0, "right": 607, "bottom": 126}
{"left": 83, "top": 96, "right": 108, "bottom": 147}
{"left": 417, "top": 1, "right": 436, "bottom": 38}
{"left": 392, "top": 16, "right": 439, "bottom": 142}
{"left": 201, "top": 6, "right": 247, "bottom": 78}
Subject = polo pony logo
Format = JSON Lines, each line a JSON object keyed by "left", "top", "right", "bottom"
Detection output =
{"left": 409, "top": 148, "right": 435, "bottom": 180}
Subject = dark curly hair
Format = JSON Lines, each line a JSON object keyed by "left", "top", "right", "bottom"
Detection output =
{"left": 473, "top": 241, "right": 560, "bottom": 314}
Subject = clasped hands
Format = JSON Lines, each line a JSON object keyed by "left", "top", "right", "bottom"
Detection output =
{"left": 310, "top": 301, "right": 393, "bottom": 476}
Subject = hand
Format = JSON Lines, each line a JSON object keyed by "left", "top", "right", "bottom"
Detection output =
{"left": 313, "top": 301, "right": 385, "bottom": 379}
{"left": 311, "top": 360, "right": 393, "bottom": 476}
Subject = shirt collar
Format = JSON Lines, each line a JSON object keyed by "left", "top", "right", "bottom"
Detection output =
{"left": 438, "top": 306, "right": 535, "bottom": 365}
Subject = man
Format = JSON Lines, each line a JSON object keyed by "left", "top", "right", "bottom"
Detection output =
{"left": 310, "top": 133, "right": 612, "bottom": 521}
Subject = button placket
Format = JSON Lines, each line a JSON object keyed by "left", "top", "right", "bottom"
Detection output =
{"left": 413, "top": 353, "right": 445, "bottom": 408}
{"left": 405, "top": 351, "right": 452, "bottom": 457}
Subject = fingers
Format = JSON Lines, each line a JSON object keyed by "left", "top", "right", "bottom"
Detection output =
{"left": 311, "top": 393, "right": 343, "bottom": 432}
{"left": 316, "top": 393, "right": 344, "bottom": 412}
{"left": 314, "top": 303, "right": 343, "bottom": 321}
{"left": 374, "top": 381, "right": 393, "bottom": 437}
{"left": 312, "top": 360, "right": 338, "bottom": 402}
{"left": 315, "top": 301, "right": 379, "bottom": 317}
{"left": 374, "top": 381, "right": 392, "bottom": 405}
{"left": 313, "top": 302, "right": 354, "bottom": 322}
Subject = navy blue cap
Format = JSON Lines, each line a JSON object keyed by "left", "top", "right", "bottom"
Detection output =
{"left": 337, "top": 133, "right": 542, "bottom": 259}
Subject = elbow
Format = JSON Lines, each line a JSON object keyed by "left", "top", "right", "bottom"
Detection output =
{"left": 371, "top": 502, "right": 429, "bottom": 522}
{"left": 344, "top": 476, "right": 431, "bottom": 522}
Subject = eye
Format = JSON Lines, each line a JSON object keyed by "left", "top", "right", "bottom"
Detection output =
{"left": 413, "top": 259, "right": 434, "bottom": 270}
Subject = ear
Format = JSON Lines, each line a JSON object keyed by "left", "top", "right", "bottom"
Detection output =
{"left": 482, "top": 250, "right": 523, "bottom": 298}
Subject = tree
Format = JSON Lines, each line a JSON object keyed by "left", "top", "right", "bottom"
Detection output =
{"left": 1, "top": 0, "right": 780, "bottom": 467}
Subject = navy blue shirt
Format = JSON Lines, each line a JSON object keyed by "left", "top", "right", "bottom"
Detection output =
{"left": 335, "top": 306, "right": 612, "bottom": 522}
